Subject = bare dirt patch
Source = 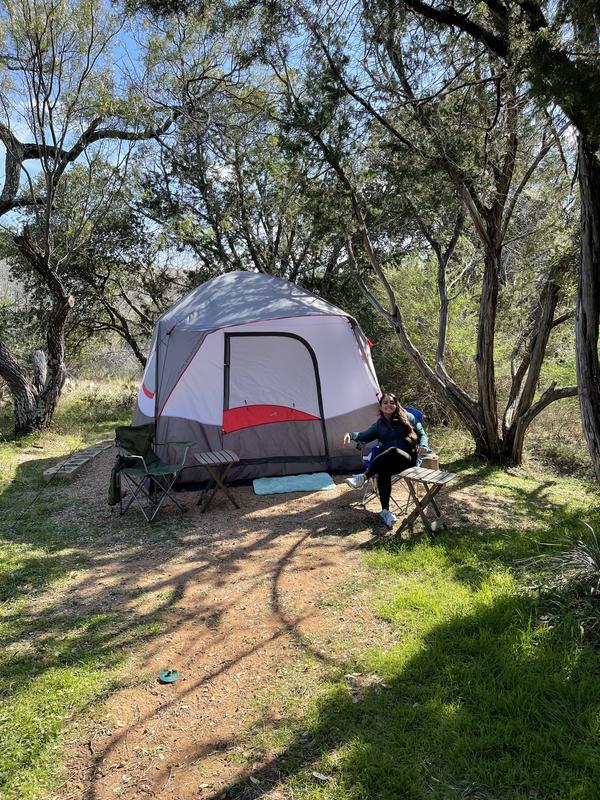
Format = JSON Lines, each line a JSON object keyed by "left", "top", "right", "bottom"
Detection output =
{"left": 48, "top": 450, "right": 434, "bottom": 800}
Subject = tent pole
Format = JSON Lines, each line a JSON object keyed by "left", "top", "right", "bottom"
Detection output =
{"left": 154, "top": 320, "right": 160, "bottom": 441}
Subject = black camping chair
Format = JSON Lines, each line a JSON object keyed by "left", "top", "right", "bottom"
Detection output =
{"left": 110, "top": 424, "right": 192, "bottom": 522}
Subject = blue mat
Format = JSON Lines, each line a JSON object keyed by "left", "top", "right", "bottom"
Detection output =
{"left": 253, "top": 472, "right": 336, "bottom": 495}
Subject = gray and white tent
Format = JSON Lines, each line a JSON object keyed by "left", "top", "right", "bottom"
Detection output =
{"left": 133, "top": 271, "right": 381, "bottom": 481}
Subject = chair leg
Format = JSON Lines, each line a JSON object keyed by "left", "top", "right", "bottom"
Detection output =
{"left": 393, "top": 476, "right": 413, "bottom": 516}
{"left": 119, "top": 471, "right": 186, "bottom": 522}
{"left": 389, "top": 477, "right": 409, "bottom": 514}
{"left": 361, "top": 476, "right": 406, "bottom": 514}
{"left": 146, "top": 472, "right": 186, "bottom": 521}
{"left": 377, "top": 475, "right": 410, "bottom": 516}
{"left": 120, "top": 474, "right": 152, "bottom": 522}
{"left": 361, "top": 477, "right": 378, "bottom": 509}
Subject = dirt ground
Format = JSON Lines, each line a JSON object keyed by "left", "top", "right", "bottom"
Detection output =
{"left": 47, "top": 450, "right": 464, "bottom": 800}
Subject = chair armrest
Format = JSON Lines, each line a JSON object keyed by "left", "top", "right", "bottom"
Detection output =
{"left": 155, "top": 441, "right": 193, "bottom": 464}
{"left": 117, "top": 450, "right": 148, "bottom": 471}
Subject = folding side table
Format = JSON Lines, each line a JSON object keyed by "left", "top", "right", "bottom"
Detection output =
{"left": 194, "top": 449, "right": 240, "bottom": 512}
{"left": 396, "top": 466, "right": 456, "bottom": 535}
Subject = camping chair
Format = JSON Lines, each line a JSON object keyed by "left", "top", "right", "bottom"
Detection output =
{"left": 112, "top": 424, "right": 192, "bottom": 522}
{"left": 358, "top": 443, "right": 411, "bottom": 514}
{"left": 358, "top": 406, "right": 430, "bottom": 513}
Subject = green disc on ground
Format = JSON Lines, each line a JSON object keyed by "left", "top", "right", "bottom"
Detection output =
{"left": 158, "top": 669, "right": 180, "bottom": 684}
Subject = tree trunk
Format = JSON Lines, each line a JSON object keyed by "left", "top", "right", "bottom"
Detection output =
{"left": 32, "top": 350, "right": 47, "bottom": 393}
{"left": 3, "top": 229, "right": 76, "bottom": 434}
{"left": 6, "top": 366, "right": 66, "bottom": 435}
{"left": 577, "top": 134, "right": 600, "bottom": 482}
{"left": 13, "top": 384, "right": 44, "bottom": 434}
{"left": 13, "top": 387, "right": 38, "bottom": 434}
{"left": 0, "top": 342, "right": 66, "bottom": 434}
{"left": 501, "top": 421, "right": 527, "bottom": 464}
{"left": 475, "top": 249, "right": 501, "bottom": 458}
{"left": 0, "top": 340, "right": 43, "bottom": 433}
{"left": 499, "top": 260, "right": 575, "bottom": 465}
{"left": 0, "top": 292, "right": 73, "bottom": 434}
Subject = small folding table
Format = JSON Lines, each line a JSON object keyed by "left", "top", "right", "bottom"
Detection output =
{"left": 194, "top": 449, "right": 240, "bottom": 512}
{"left": 396, "top": 466, "right": 456, "bottom": 535}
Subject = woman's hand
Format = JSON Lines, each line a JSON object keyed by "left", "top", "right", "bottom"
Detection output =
{"left": 343, "top": 433, "right": 351, "bottom": 446}
{"left": 418, "top": 445, "right": 428, "bottom": 454}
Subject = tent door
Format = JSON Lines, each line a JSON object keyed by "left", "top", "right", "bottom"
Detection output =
{"left": 223, "top": 332, "right": 329, "bottom": 466}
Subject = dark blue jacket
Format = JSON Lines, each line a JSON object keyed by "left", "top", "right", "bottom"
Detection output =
{"left": 350, "top": 412, "right": 428, "bottom": 451}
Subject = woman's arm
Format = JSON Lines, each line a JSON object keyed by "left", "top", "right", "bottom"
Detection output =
{"left": 344, "top": 420, "right": 379, "bottom": 444}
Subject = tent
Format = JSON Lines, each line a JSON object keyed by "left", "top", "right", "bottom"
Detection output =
{"left": 133, "top": 271, "right": 381, "bottom": 481}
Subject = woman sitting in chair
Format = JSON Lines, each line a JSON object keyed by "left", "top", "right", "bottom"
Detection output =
{"left": 343, "top": 393, "right": 428, "bottom": 528}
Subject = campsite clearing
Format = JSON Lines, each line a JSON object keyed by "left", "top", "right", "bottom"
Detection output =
{"left": 10, "top": 446, "right": 399, "bottom": 799}
{"left": 3, "top": 424, "right": 600, "bottom": 799}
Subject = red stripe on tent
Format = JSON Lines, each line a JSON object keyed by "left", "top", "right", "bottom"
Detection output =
{"left": 223, "top": 405, "right": 319, "bottom": 433}
{"left": 142, "top": 383, "right": 155, "bottom": 399}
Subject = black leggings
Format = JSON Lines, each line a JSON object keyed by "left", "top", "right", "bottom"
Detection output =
{"left": 365, "top": 447, "right": 416, "bottom": 511}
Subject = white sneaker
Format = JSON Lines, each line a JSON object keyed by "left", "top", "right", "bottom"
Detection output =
{"left": 380, "top": 509, "right": 397, "bottom": 528}
{"left": 345, "top": 473, "right": 366, "bottom": 489}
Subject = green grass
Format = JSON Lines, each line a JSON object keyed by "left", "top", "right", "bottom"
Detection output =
{"left": 222, "top": 461, "right": 600, "bottom": 799}
{"left": 0, "top": 379, "right": 157, "bottom": 800}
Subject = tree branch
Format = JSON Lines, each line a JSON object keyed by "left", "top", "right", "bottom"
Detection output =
{"left": 522, "top": 382, "right": 578, "bottom": 426}
{"left": 401, "top": 0, "right": 508, "bottom": 57}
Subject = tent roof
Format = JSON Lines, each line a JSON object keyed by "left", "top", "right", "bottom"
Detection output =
{"left": 157, "top": 271, "right": 350, "bottom": 332}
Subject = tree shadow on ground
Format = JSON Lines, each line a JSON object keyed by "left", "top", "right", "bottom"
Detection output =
{"left": 215, "top": 590, "right": 600, "bottom": 799}
{"left": 1, "top": 449, "right": 596, "bottom": 691}
{"left": 0, "top": 450, "right": 390, "bottom": 796}
{"left": 1, "top": 449, "right": 599, "bottom": 799}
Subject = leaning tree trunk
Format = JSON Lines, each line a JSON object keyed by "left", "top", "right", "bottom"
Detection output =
{"left": 0, "top": 344, "right": 66, "bottom": 434}
{"left": 577, "top": 134, "right": 600, "bottom": 482}
{"left": 0, "top": 291, "right": 73, "bottom": 435}
{"left": 30, "top": 294, "right": 73, "bottom": 431}
{"left": 0, "top": 338, "right": 43, "bottom": 433}
{"left": 3, "top": 229, "right": 76, "bottom": 434}
{"left": 0, "top": 356, "right": 67, "bottom": 435}
{"left": 499, "top": 259, "right": 576, "bottom": 464}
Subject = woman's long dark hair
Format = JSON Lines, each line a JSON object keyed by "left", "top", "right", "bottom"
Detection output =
{"left": 379, "top": 392, "right": 418, "bottom": 444}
